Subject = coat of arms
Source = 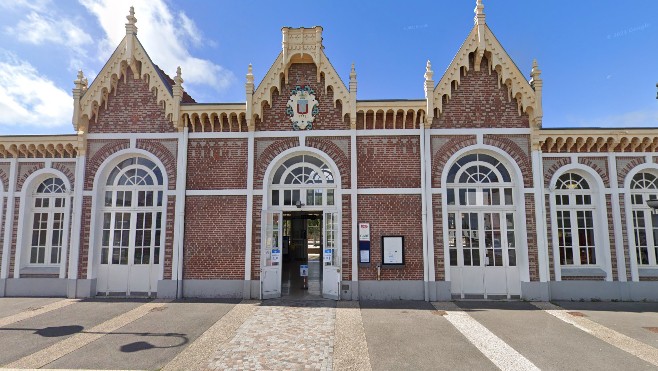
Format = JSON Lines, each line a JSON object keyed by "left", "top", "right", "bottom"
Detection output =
{"left": 286, "top": 86, "right": 319, "bottom": 130}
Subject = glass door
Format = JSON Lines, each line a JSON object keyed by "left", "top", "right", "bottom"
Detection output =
{"left": 261, "top": 211, "right": 282, "bottom": 299}
{"left": 322, "top": 211, "right": 340, "bottom": 299}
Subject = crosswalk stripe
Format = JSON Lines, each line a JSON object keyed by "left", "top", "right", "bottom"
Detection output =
{"left": 432, "top": 302, "right": 540, "bottom": 371}
{"left": 0, "top": 299, "right": 79, "bottom": 328}
{"left": 532, "top": 301, "right": 658, "bottom": 367}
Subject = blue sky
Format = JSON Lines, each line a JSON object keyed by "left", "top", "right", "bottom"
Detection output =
{"left": 0, "top": 0, "right": 656, "bottom": 135}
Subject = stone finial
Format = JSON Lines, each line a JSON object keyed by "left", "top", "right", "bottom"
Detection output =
{"left": 174, "top": 66, "right": 183, "bottom": 85}
{"left": 246, "top": 64, "right": 254, "bottom": 84}
{"left": 350, "top": 63, "right": 356, "bottom": 80}
{"left": 125, "top": 6, "right": 138, "bottom": 35}
{"left": 474, "top": 0, "right": 485, "bottom": 25}
{"left": 530, "top": 59, "right": 542, "bottom": 81}
{"left": 424, "top": 60, "right": 433, "bottom": 81}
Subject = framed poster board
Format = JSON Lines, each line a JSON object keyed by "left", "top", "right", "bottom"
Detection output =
{"left": 382, "top": 236, "right": 404, "bottom": 265}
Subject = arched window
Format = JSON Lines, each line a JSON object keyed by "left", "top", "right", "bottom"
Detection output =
{"left": 29, "top": 177, "right": 67, "bottom": 265}
{"left": 269, "top": 154, "right": 336, "bottom": 207}
{"left": 100, "top": 157, "right": 164, "bottom": 267}
{"left": 554, "top": 172, "right": 596, "bottom": 265}
{"left": 445, "top": 153, "right": 517, "bottom": 268}
{"left": 629, "top": 171, "right": 658, "bottom": 266}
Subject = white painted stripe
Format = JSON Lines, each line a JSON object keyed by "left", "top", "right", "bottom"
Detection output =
{"left": 432, "top": 302, "right": 539, "bottom": 371}
{"left": 0, "top": 299, "right": 79, "bottom": 328}
{"left": 428, "top": 128, "right": 531, "bottom": 135}
{"left": 5, "top": 300, "right": 170, "bottom": 369}
{"left": 532, "top": 302, "right": 658, "bottom": 367}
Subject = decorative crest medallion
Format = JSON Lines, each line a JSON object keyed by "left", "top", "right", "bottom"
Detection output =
{"left": 286, "top": 85, "right": 319, "bottom": 130}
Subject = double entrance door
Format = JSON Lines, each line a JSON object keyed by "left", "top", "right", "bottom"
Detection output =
{"left": 261, "top": 210, "right": 340, "bottom": 299}
{"left": 448, "top": 210, "right": 520, "bottom": 298}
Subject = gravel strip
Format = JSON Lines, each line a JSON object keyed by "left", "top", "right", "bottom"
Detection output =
{"left": 532, "top": 301, "right": 658, "bottom": 367}
{"left": 5, "top": 299, "right": 170, "bottom": 369}
{"left": 0, "top": 299, "right": 79, "bottom": 328}
{"left": 432, "top": 302, "right": 539, "bottom": 371}
{"left": 162, "top": 300, "right": 259, "bottom": 371}
{"left": 333, "top": 301, "right": 372, "bottom": 371}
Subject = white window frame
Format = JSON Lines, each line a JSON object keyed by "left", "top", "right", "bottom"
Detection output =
{"left": 269, "top": 154, "right": 338, "bottom": 209}
{"left": 553, "top": 172, "right": 599, "bottom": 267}
{"left": 26, "top": 177, "right": 68, "bottom": 267}
{"left": 629, "top": 171, "right": 658, "bottom": 267}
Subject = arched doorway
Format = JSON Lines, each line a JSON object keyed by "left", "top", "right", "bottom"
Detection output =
{"left": 96, "top": 156, "right": 166, "bottom": 296}
{"left": 444, "top": 152, "right": 522, "bottom": 298}
{"left": 262, "top": 152, "right": 341, "bottom": 299}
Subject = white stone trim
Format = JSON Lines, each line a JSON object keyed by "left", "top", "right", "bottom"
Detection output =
{"left": 67, "top": 155, "right": 86, "bottom": 283}
{"left": 350, "top": 130, "right": 358, "bottom": 292}
{"left": 622, "top": 162, "right": 658, "bottom": 282}
{"left": 87, "top": 133, "right": 181, "bottom": 140}
{"left": 608, "top": 154, "right": 627, "bottom": 282}
{"left": 244, "top": 131, "right": 255, "bottom": 297}
{"left": 531, "top": 150, "right": 549, "bottom": 282}
{"left": 424, "top": 127, "right": 436, "bottom": 287}
{"left": 172, "top": 129, "right": 187, "bottom": 298}
{"left": 16, "top": 158, "right": 77, "bottom": 163}
{"left": 1, "top": 159, "right": 17, "bottom": 280}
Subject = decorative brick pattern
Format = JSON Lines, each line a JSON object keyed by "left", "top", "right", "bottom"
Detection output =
{"left": 254, "top": 138, "right": 299, "bottom": 189}
{"left": 183, "top": 196, "right": 247, "bottom": 279}
{"left": 432, "top": 194, "right": 445, "bottom": 281}
{"left": 619, "top": 195, "right": 632, "bottom": 281}
{"left": 257, "top": 64, "right": 350, "bottom": 131}
{"left": 0, "top": 163, "right": 10, "bottom": 191}
{"left": 9, "top": 197, "right": 19, "bottom": 277}
{"left": 251, "top": 196, "right": 262, "bottom": 281}
{"left": 164, "top": 195, "right": 175, "bottom": 280}
{"left": 606, "top": 194, "right": 617, "bottom": 280}
{"left": 543, "top": 157, "right": 571, "bottom": 187}
{"left": 616, "top": 156, "right": 645, "bottom": 188}
{"left": 579, "top": 157, "right": 609, "bottom": 187}
{"left": 357, "top": 195, "right": 423, "bottom": 280}
{"left": 52, "top": 162, "right": 76, "bottom": 190}
{"left": 89, "top": 67, "right": 177, "bottom": 134}
{"left": 431, "top": 135, "right": 477, "bottom": 188}
{"left": 187, "top": 139, "right": 248, "bottom": 190}
{"left": 341, "top": 194, "right": 352, "bottom": 281}
{"left": 484, "top": 135, "right": 533, "bottom": 187}
{"left": 356, "top": 110, "right": 422, "bottom": 130}
{"left": 545, "top": 194, "right": 555, "bottom": 281}
{"left": 136, "top": 139, "right": 178, "bottom": 190}
{"left": 78, "top": 196, "right": 92, "bottom": 278}
{"left": 306, "top": 137, "right": 351, "bottom": 189}
{"left": 525, "top": 194, "right": 539, "bottom": 281}
{"left": 432, "top": 56, "right": 530, "bottom": 129}
{"left": 357, "top": 136, "right": 421, "bottom": 189}
{"left": 85, "top": 140, "right": 131, "bottom": 190}
{"left": 16, "top": 162, "right": 45, "bottom": 192}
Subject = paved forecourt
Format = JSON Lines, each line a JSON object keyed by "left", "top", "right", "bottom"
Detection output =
{"left": 0, "top": 297, "right": 657, "bottom": 370}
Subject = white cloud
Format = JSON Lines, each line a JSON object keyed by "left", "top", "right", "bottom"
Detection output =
{"left": 0, "top": 52, "right": 72, "bottom": 128}
{"left": 6, "top": 12, "right": 92, "bottom": 53}
{"left": 80, "top": 0, "right": 234, "bottom": 97}
{"left": 0, "top": 0, "right": 52, "bottom": 12}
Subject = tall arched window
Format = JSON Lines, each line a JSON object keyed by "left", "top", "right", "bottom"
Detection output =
{"left": 554, "top": 172, "right": 596, "bottom": 266}
{"left": 269, "top": 154, "right": 335, "bottom": 207}
{"left": 29, "top": 177, "right": 67, "bottom": 265}
{"left": 100, "top": 157, "right": 164, "bottom": 267}
{"left": 446, "top": 153, "right": 517, "bottom": 268}
{"left": 629, "top": 171, "right": 658, "bottom": 266}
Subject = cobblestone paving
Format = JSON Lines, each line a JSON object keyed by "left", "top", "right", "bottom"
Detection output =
{"left": 208, "top": 300, "right": 336, "bottom": 371}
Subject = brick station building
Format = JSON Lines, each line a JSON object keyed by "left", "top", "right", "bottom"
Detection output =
{"left": 0, "top": 2, "right": 657, "bottom": 301}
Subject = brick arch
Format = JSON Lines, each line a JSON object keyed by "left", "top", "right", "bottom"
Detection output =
{"left": 431, "top": 136, "right": 477, "bottom": 188}
{"left": 578, "top": 158, "right": 610, "bottom": 187}
{"left": 305, "top": 137, "right": 351, "bottom": 188}
{"left": 483, "top": 136, "right": 533, "bottom": 187}
{"left": 254, "top": 138, "right": 300, "bottom": 189}
{"left": 136, "top": 140, "right": 177, "bottom": 190}
{"left": 85, "top": 141, "right": 131, "bottom": 190}
{"left": 0, "top": 167, "right": 9, "bottom": 192}
{"left": 52, "top": 163, "right": 75, "bottom": 191}
{"left": 543, "top": 158, "right": 571, "bottom": 187}
{"left": 16, "top": 163, "right": 45, "bottom": 192}
{"left": 617, "top": 157, "right": 646, "bottom": 188}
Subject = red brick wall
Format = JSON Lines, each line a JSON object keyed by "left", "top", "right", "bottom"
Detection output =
{"left": 89, "top": 67, "right": 176, "bottom": 134}
{"left": 16, "top": 162, "right": 45, "bottom": 192}
{"left": 78, "top": 196, "right": 92, "bottom": 278}
{"left": 306, "top": 137, "right": 351, "bottom": 189}
{"left": 617, "top": 156, "right": 645, "bottom": 187}
{"left": 484, "top": 135, "right": 533, "bottom": 187}
{"left": 357, "top": 195, "right": 423, "bottom": 280}
{"left": 543, "top": 157, "right": 571, "bottom": 188}
{"left": 432, "top": 55, "right": 530, "bottom": 129}
{"left": 257, "top": 64, "right": 349, "bottom": 131}
{"left": 545, "top": 194, "right": 555, "bottom": 281}
{"left": 187, "top": 139, "right": 248, "bottom": 190}
{"left": 8, "top": 198, "right": 18, "bottom": 277}
{"left": 251, "top": 196, "right": 262, "bottom": 281}
{"left": 431, "top": 135, "right": 477, "bottom": 188}
{"left": 357, "top": 136, "right": 421, "bottom": 188}
{"left": 52, "top": 162, "right": 76, "bottom": 189}
{"left": 355, "top": 110, "right": 423, "bottom": 130}
{"left": 606, "top": 194, "right": 617, "bottom": 280}
{"left": 164, "top": 195, "right": 175, "bottom": 280}
{"left": 183, "top": 196, "right": 246, "bottom": 279}
{"left": 433, "top": 194, "right": 445, "bottom": 281}
{"left": 619, "top": 195, "right": 632, "bottom": 281}
{"left": 342, "top": 194, "right": 352, "bottom": 281}
{"left": 85, "top": 140, "right": 130, "bottom": 190}
{"left": 525, "top": 194, "right": 539, "bottom": 281}
{"left": 254, "top": 138, "right": 299, "bottom": 189}
{"left": 136, "top": 139, "right": 178, "bottom": 190}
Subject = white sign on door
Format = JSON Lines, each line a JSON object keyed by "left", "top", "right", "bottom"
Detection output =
{"left": 324, "top": 249, "right": 333, "bottom": 263}
{"left": 358, "top": 223, "right": 370, "bottom": 241}
{"left": 271, "top": 249, "right": 281, "bottom": 264}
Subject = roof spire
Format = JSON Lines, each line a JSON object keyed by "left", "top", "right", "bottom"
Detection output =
{"left": 125, "top": 6, "right": 138, "bottom": 35}
{"left": 474, "top": 0, "right": 485, "bottom": 25}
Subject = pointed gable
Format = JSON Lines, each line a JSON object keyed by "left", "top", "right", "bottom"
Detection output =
{"left": 429, "top": 1, "right": 542, "bottom": 129}
{"left": 74, "top": 8, "right": 185, "bottom": 134}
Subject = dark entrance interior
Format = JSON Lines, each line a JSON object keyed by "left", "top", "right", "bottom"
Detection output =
{"left": 281, "top": 211, "right": 323, "bottom": 298}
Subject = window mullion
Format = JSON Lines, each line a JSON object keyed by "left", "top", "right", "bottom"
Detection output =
{"left": 571, "top": 209, "right": 581, "bottom": 266}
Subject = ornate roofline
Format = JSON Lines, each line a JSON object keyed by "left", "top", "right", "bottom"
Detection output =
{"left": 0, "top": 135, "right": 79, "bottom": 158}
{"left": 535, "top": 128, "right": 658, "bottom": 153}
